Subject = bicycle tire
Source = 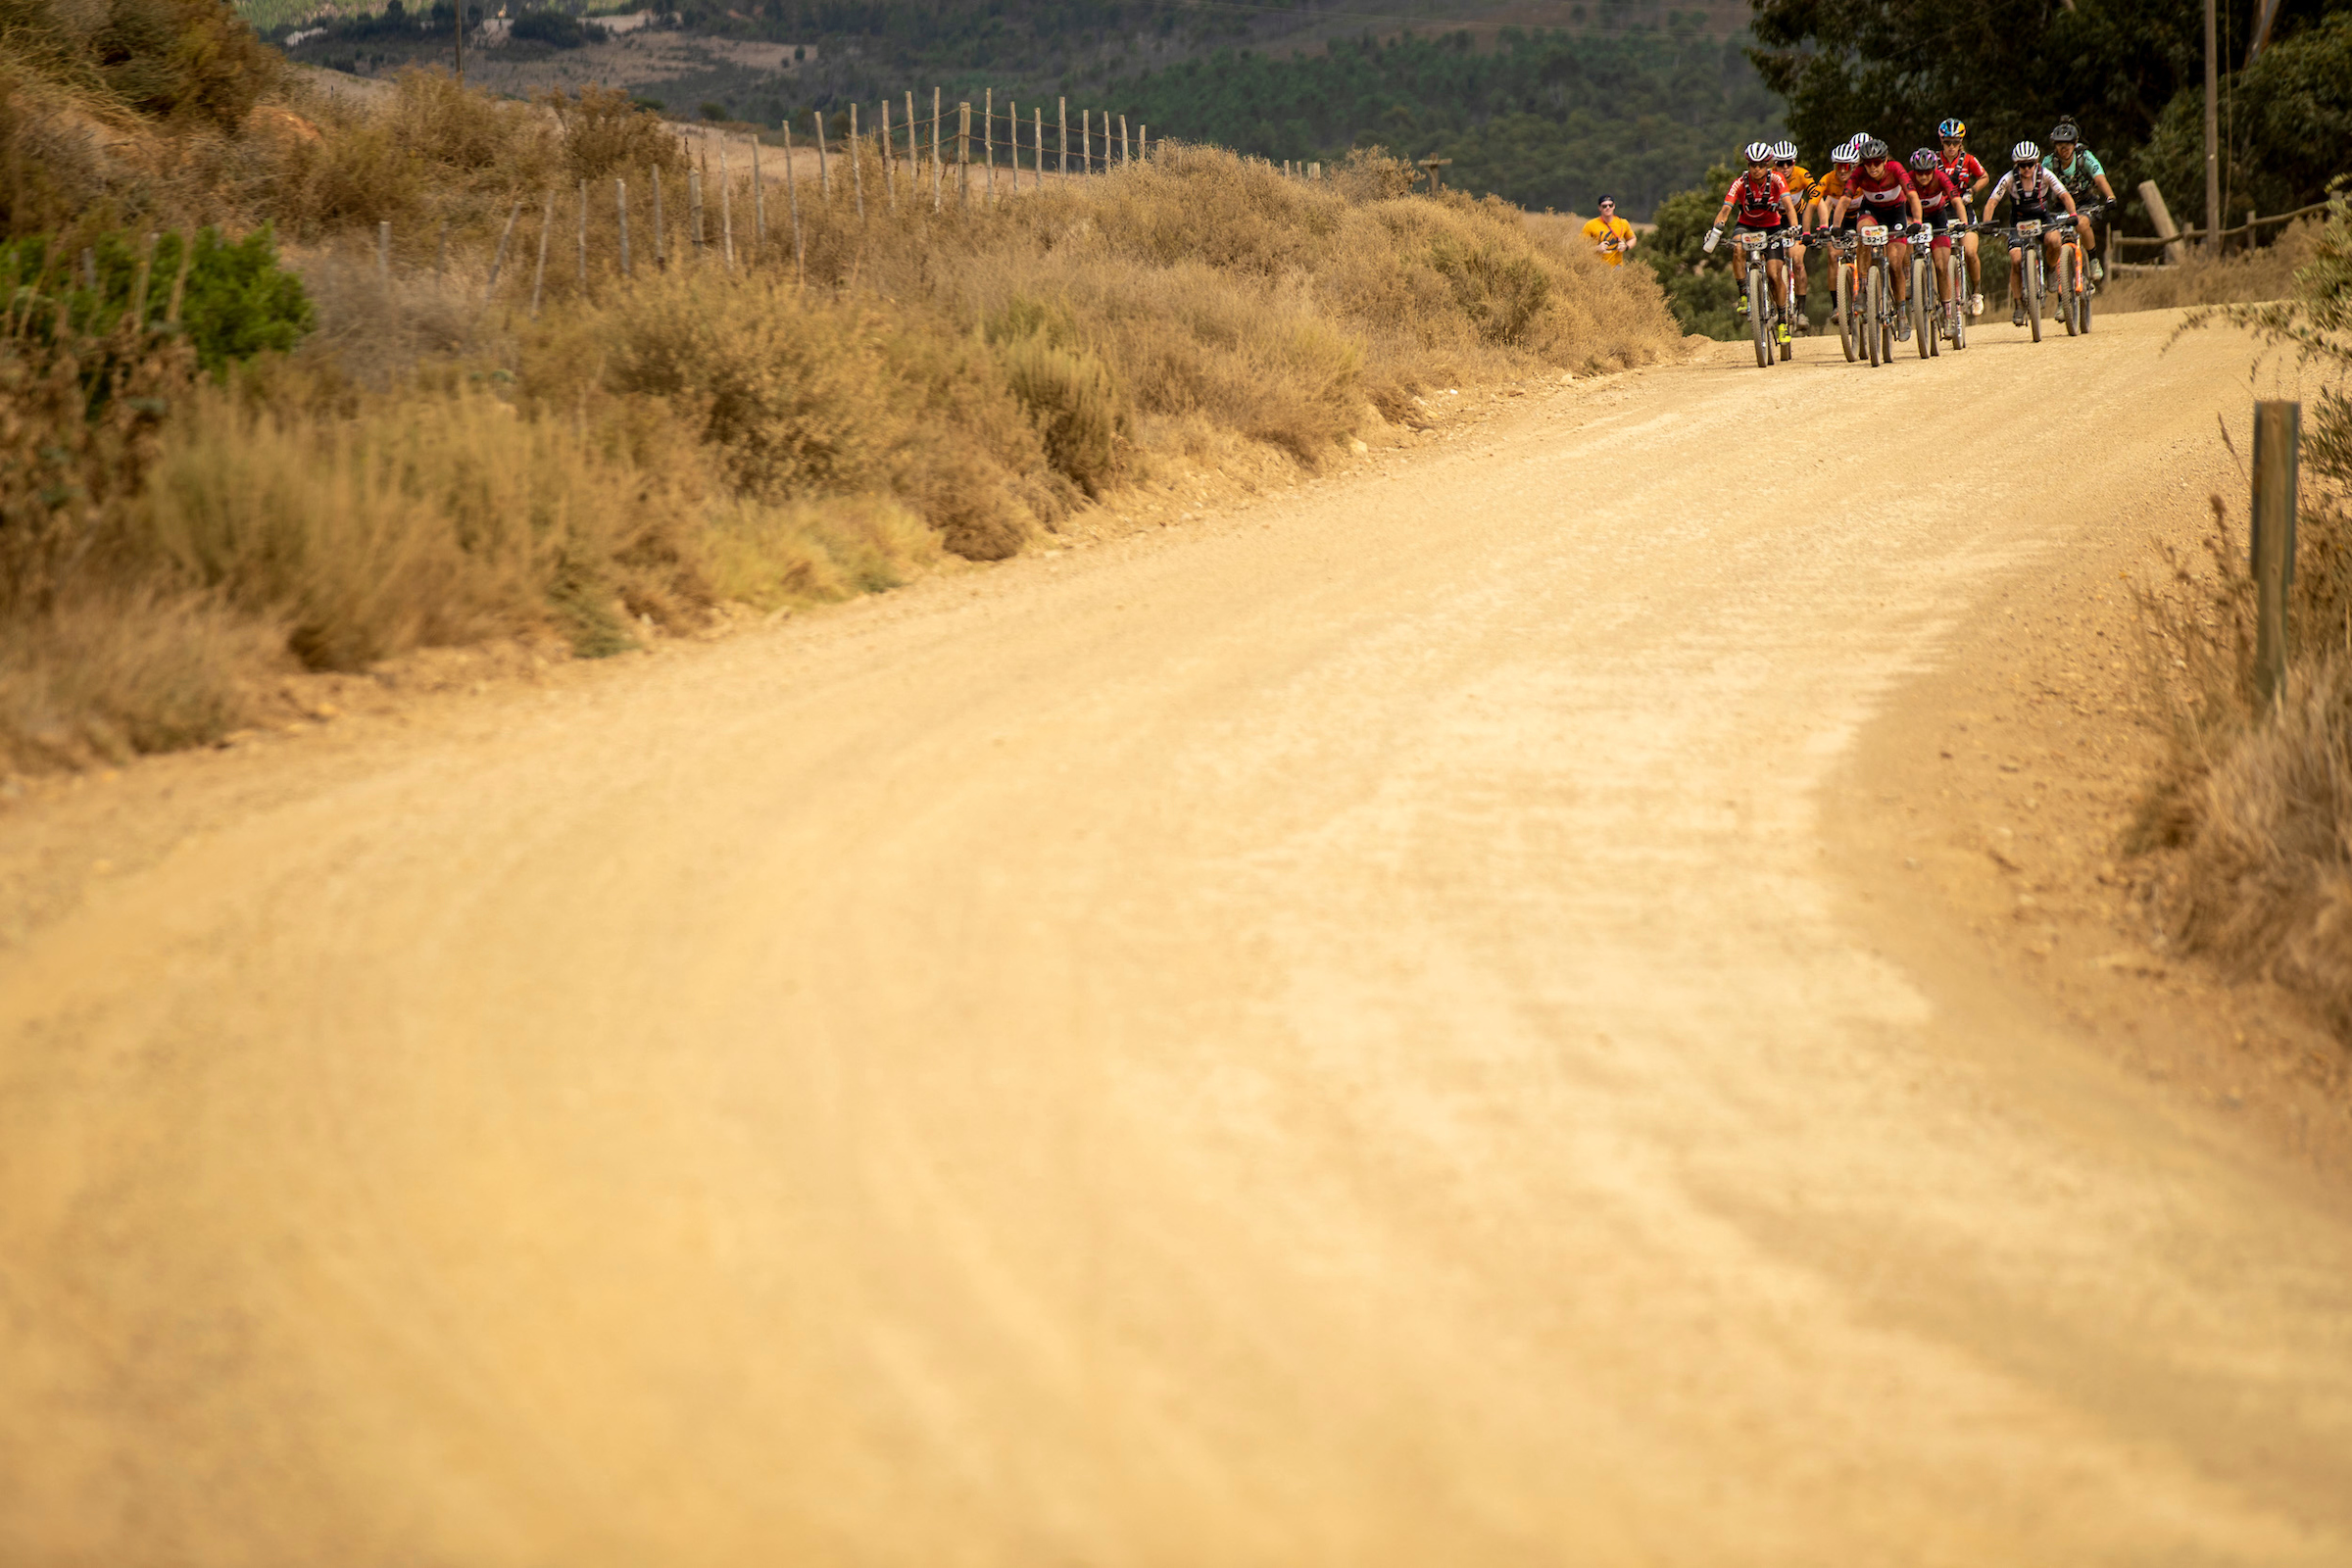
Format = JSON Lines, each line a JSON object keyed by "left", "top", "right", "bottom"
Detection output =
{"left": 2081, "top": 267, "right": 2093, "bottom": 334}
{"left": 1867, "top": 266, "right": 1884, "bottom": 367}
{"left": 1912, "top": 257, "right": 1932, "bottom": 360}
{"left": 1949, "top": 252, "right": 1968, "bottom": 350}
{"left": 2060, "top": 248, "right": 2080, "bottom": 336}
{"left": 1750, "top": 265, "right": 1771, "bottom": 368}
{"left": 2028, "top": 249, "right": 2043, "bottom": 342}
{"left": 1836, "top": 263, "right": 1855, "bottom": 362}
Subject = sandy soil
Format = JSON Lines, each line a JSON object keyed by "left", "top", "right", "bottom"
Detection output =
{"left": 3, "top": 310, "right": 2348, "bottom": 1564}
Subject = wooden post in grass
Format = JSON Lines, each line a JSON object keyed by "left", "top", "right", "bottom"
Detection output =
{"left": 1081, "top": 109, "right": 1091, "bottom": 173}
{"left": 813, "top": 112, "right": 829, "bottom": 199}
{"left": 485, "top": 199, "right": 521, "bottom": 304}
{"left": 2140, "top": 180, "right": 2187, "bottom": 268}
{"left": 932, "top": 88, "right": 944, "bottom": 212}
{"left": 1035, "top": 106, "right": 1044, "bottom": 187}
{"left": 1120, "top": 115, "right": 1129, "bottom": 166}
{"left": 1141, "top": 125, "right": 1149, "bottom": 161}
{"left": 652, "top": 168, "right": 664, "bottom": 267}
{"left": 2252, "top": 400, "right": 2300, "bottom": 705}
{"left": 881, "top": 98, "right": 897, "bottom": 211}
{"left": 1058, "top": 97, "right": 1067, "bottom": 177}
{"left": 985, "top": 89, "right": 995, "bottom": 201}
{"left": 530, "top": 190, "right": 552, "bottom": 315}
{"left": 616, "top": 178, "right": 631, "bottom": 276}
{"left": 906, "top": 91, "right": 917, "bottom": 197}
{"left": 849, "top": 106, "right": 864, "bottom": 221}
{"left": 782, "top": 122, "right": 804, "bottom": 285}
{"left": 719, "top": 144, "right": 736, "bottom": 266}
{"left": 689, "top": 167, "right": 705, "bottom": 256}
{"left": 957, "top": 100, "right": 970, "bottom": 209}
{"left": 750, "top": 135, "right": 764, "bottom": 249}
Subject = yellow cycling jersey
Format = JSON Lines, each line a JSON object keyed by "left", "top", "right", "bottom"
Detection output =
{"left": 1809, "top": 169, "right": 1849, "bottom": 206}
{"left": 1778, "top": 165, "right": 1813, "bottom": 203}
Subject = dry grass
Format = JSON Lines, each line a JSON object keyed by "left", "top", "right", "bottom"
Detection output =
{"left": 2132, "top": 193, "right": 2352, "bottom": 1043}
{"left": 2101, "top": 219, "right": 2324, "bottom": 315}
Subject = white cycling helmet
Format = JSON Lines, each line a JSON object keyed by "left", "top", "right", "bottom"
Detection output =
{"left": 1832, "top": 141, "right": 1858, "bottom": 166}
{"left": 1772, "top": 139, "right": 1798, "bottom": 162}
{"left": 2011, "top": 140, "right": 2041, "bottom": 163}
{"left": 1743, "top": 140, "right": 1774, "bottom": 164}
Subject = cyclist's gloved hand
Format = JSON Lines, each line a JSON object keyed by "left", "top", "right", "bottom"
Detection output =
{"left": 1702, "top": 226, "right": 1721, "bottom": 255}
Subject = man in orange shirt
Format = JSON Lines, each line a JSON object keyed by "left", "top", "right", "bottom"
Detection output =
{"left": 1582, "top": 196, "right": 1636, "bottom": 265}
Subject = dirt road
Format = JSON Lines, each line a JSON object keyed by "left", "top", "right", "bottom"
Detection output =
{"left": 5, "top": 310, "right": 2348, "bottom": 1565}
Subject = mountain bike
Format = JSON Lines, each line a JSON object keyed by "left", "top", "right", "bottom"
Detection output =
{"left": 1857, "top": 222, "right": 1900, "bottom": 368}
{"left": 2052, "top": 203, "right": 2100, "bottom": 336}
{"left": 2010, "top": 217, "right": 2048, "bottom": 342}
{"left": 1735, "top": 228, "right": 1793, "bottom": 368}
{"left": 1827, "top": 229, "right": 1862, "bottom": 363}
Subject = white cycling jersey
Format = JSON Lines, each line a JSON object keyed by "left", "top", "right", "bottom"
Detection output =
{"left": 1987, "top": 166, "right": 2068, "bottom": 212}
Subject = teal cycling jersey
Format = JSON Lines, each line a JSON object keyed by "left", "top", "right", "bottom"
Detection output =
{"left": 2042, "top": 148, "right": 2105, "bottom": 195}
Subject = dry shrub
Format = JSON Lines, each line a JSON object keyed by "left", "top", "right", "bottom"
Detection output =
{"left": 705, "top": 494, "right": 940, "bottom": 608}
{"left": 133, "top": 382, "right": 711, "bottom": 666}
{"left": 0, "top": 587, "right": 273, "bottom": 768}
{"left": 555, "top": 269, "right": 1060, "bottom": 559}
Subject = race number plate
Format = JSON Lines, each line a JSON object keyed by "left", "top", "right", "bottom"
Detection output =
{"left": 2015, "top": 220, "right": 2041, "bottom": 237}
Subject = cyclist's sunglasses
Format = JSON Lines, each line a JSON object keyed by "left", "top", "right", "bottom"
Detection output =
{"left": 1774, "top": 158, "right": 1795, "bottom": 168}
{"left": 1940, "top": 136, "right": 1965, "bottom": 146}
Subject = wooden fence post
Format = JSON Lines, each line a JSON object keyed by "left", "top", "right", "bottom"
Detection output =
{"left": 932, "top": 87, "right": 944, "bottom": 212}
{"left": 1120, "top": 114, "right": 1130, "bottom": 166}
{"left": 1058, "top": 97, "right": 1067, "bottom": 177}
{"left": 814, "top": 112, "right": 829, "bottom": 199}
{"left": 1081, "top": 108, "right": 1091, "bottom": 173}
{"left": 1036, "top": 107, "right": 1045, "bottom": 187}
{"left": 906, "top": 92, "right": 918, "bottom": 199}
{"left": 958, "top": 100, "right": 971, "bottom": 209}
{"left": 850, "top": 105, "right": 864, "bottom": 221}
{"left": 652, "top": 167, "right": 664, "bottom": 267}
{"left": 689, "top": 166, "right": 705, "bottom": 256}
{"left": 484, "top": 199, "right": 522, "bottom": 304}
{"left": 782, "top": 122, "right": 804, "bottom": 285}
{"left": 985, "top": 88, "right": 995, "bottom": 201}
{"left": 529, "top": 193, "right": 552, "bottom": 315}
{"left": 881, "top": 98, "right": 897, "bottom": 211}
{"left": 617, "top": 178, "right": 631, "bottom": 276}
{"left": 2253, "top": 400, "right": 2301, "bottom": 705}
{"left": 718, "top": 145, "right": 736, "bottom": 267}
{"left": 750, "top": 136, "right": 764, "bottom": 251}
{"left": 2139, "top": 179, "right": 2187, "bottom": 267}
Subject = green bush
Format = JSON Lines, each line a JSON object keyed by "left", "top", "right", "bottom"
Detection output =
{"left": 985, "top": 297, "right": 1124, "bottom": 497}
{"left": 0, "top": 226, "right": 315, "bottom": 371}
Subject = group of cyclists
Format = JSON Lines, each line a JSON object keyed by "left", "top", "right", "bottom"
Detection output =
{"left": 1692, "top": 119, "right": 2118, "bottom": 350}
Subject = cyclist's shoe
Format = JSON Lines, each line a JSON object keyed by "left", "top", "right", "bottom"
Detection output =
{"left": 2090, "top": 258, "right": 2104, "bottom": 281}
{"left": 1971, "top": 292, "right": 1985, "bottom": 317}
{"left": 1735, "top": 294, "right": 1750, "bottom": 317}
{"left": 1895, "top": 313, "right": 1911, "bottom": 341}
{"left": 1776, "top": 321, "right": 1791, "bottom": 345}
{"left": 2012, "top": 300, "right": 2026, "bottom": 326}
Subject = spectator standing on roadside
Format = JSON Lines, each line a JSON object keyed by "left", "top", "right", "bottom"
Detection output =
{"left": 1582, "top": 197, "right": 1636, "bottom": 265}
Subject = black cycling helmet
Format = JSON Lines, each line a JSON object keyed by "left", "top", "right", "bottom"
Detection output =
{"left": 1859, "top": 137, "right": 1888, "bottom": 162}
{"left": 1908, "top": 147, "right": 1940, "bottom": 172}
{"left": 2050, "top": 121, "right": 2081, "bottom": 144}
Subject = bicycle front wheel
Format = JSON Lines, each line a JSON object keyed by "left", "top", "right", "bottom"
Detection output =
{"left": 1836, "top": 263, "right": 1855, "bottom": 362}
{"left": 2028, "top": 249, "right": 2043, "bottom": 342}
{"left": 1750, "top": 265, "right": 1771, "bottom": 368}
{"left": 2060, "top": 248, "right": 2080, "bottom": 336}
{"left": 1912, "top": 257, "right": 1933, "bottom": 359}
{"left": 1949, "top": 253, "right": 1968, "bottom": 350}
{"left": 1866, "top": 266, "right": 1883, "bottom": 367}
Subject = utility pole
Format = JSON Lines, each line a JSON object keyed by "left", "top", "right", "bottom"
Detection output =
{"left": 2203, "top": 0, "right": 2221, "bottom": 253}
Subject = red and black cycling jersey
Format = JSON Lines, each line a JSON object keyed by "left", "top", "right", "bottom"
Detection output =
{"left": 1911, "top": 167, "right": 1960, "bottom": 218}
{"left": 1724, "top": 171, "right": 1790, "bottom": 228}
{"left": 1938, "top": 151, "right": 1986, "bottom": 198}
{"left": 1844, "top": 161, "right": 1913, "bottom": 217}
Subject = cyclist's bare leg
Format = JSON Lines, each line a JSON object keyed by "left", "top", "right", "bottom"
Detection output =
{"left": 1888, "top": 237, "right": 1911, "bottom": 302}
{"left": 1765, "top": 256, "right": 1786, "bottom": 312}
{"left": 1962, "top": 228, "right": 1983, "bottom": 291}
